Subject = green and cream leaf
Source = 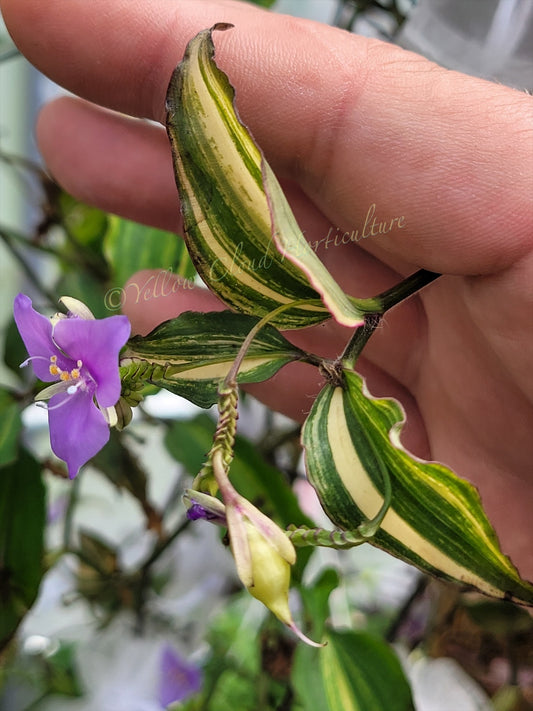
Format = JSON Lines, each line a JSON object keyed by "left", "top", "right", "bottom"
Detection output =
{"left": 120, "top": 311, "right": 308, "bottom": 408}
{"left": 302, "top": 369, "right": 533, "bottom": 605}
{"left": 165, "top": 24, "right": 373, "bottom": 329}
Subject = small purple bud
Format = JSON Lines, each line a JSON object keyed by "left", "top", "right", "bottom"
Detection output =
{"left": 187, "top": 503, "right": 212, "bottom": 521}
{"left": 183, "top": 490, "right": 227, "bottom": 526}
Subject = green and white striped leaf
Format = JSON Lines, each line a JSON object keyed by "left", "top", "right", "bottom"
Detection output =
{"left": 293, "top": 628, "right": 414, "bottom": 711}
{"left": 302, "top": 369, "right": 533, "bottom": 605}
{"left": 165, "top": 24, "right": 372, "bottom": 329}
{"left": 120, "top": 310, "right": 307, "bottom": 408}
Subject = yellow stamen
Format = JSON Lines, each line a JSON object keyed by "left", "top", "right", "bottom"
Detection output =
{"left": 60, "top": 371, "right": 71, "bottom": 381}
{"left": 49, "top": 365, "right": 60, "bottom": 376}
{"left": 70, "top": 369, "right": 80, "bottom": 379}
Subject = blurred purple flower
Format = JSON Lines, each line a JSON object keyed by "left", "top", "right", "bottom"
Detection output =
{"left": 14, "top": 293, "right": 130, "bottom": 478}
{"left": 158, "top": 645, "right": 202, "bottom": 707}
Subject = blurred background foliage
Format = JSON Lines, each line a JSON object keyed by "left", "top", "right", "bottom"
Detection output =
{"left": 1, "top": 1, "right": 532, "bottom": 710}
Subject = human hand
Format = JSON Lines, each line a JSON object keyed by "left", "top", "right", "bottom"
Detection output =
{"left": 2, "top": 0, "right": 533, "bottom": 576}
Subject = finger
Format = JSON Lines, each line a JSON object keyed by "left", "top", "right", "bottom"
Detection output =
{"left": 246, "top": 358, "right": 430, "bottom": 460}
{"left": 121, "top": 270, "right": 429, "bottom": 455}
{"left": 7, "top": 0, "right": 532, "bottom": 277}
{"left": 38, "top": 96, "right": 416, "bottom": 286}
{"left": 121, "top": 271, "right": 224, "bottom": 336}
{"left": 37, "top": 98, "right": 181, "bottom": 231}
{"left": 1, "top": 0, "right": 257, "bottom": 121}
{"left": 122, "top": 264, "right": 425, "bottom": 406}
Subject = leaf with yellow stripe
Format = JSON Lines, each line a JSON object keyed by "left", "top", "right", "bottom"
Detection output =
{"left": 120, "top": 311, "right": 309, "bottom": 408}
{"left": 294, "top": 628, "right": 414, "bottom": 711}
{"left": 165, "top": 24, "right": 375, "bottom": 329}
{"left": 302, "top": 369, "right": 533, "bottom": 605}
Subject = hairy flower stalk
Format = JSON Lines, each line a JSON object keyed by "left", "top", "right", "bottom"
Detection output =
{"left": 14, "top": 294, "right": 130, "bottom": 478}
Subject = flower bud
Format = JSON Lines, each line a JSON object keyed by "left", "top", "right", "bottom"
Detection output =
{"left": 241, "top": 521, "right": 324, "bottom": 647}
{"left": 244, "top": 522, "right": 292, "bottom": 624}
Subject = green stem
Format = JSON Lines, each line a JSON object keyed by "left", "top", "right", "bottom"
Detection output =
{"left": 63, "top": 474, "right": 81, "bottom": 550}
{"left": 375, "top": 268, "right": 440, "bottom": 313}
{"left": 342, "top": 269, "right": 441, "bottom": 367}
{"left": 341, "top": 312, "right": 382, "bottom": 369}
{"left": 0, "top": 229, "right": 58, "bottom": 307}
{"left": 140, "top": 517, "right": 190, "bottom": 570}
{"left": 0, "top": 46, "right": 20, "bottom": 62}
{"left": 0, "top": 224, "right": 62, "bottom": 258}
{"left": 224, "top": 298, "right": 322, "bottom": 386}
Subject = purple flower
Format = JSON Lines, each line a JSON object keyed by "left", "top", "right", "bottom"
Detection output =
{"left": 14, "top": 293, "right": 130, "bottom": 479}
{"left": 158, "top": 645, "right": 202, "bottom": 707}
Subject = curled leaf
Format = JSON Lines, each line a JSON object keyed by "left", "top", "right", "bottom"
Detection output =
{"left": 166, "top": 24, "right": 373, "bottom": 329}
{"left": 302, "top": 369, "right": 533, "bottom": 606}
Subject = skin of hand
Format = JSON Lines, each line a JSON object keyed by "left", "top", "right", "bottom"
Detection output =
{"left": 2, "top": 0, "right": 533, "bottom": 578}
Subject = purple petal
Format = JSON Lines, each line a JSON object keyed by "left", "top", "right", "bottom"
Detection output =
{"left": 53, "top": 315, "right": 130, "bottom": 408}
{"left": 186, "top": 503, "right": 227, "bottom": 525}
{"left": 158, "top": 645, "right": 202, "bottom": 707}
{"left": 48, "top": 389, "right": 110, "bottom": 478}
{"left": 13, "top": 294, "right": 58, "bottom": 381}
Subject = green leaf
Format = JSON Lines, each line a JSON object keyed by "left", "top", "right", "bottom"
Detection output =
{"left": 121, "top": 310, "right": 308, "bottom": 408}
{"left": 45, "top": 642, "right": 83, "bottom": 697}
{"left": 3, "top": 316, "right": 29, "bottom": 378}
{"left": 56, "top": 268, "right": 110, "bottom": 319}
{"left": 0, "top": 449, "right": 45, "bottom": 650}
{"left": 298, "top": 569, "right": 339, "bottom": 640}
{"left": 293, "top": 629, "right": 414, "bottom": 711}
{"left": 0, "top": 389, "right": 22, "bottom": 467}
{"left": 246, "top": 0, "right": 276, "bottom": 7}
{"left": 103, "top": 215, "right": 195, "bottom": 289}
{"left": 166, "top": 25, "right": 371, "bottom": 328}
{"left": 322, "top": 630, "right": 414, "bottom": 711}
{"left": 58, "top": 191, "right": 109, "bottom": 249}
{"left": 262, "top": 162, "right": 378, "bottom": 326}
{"left": 302, "top": 369, "right": 533, "bottom": 605}
{"left": 291, "top": 570, "right": 338, "bottom": 711}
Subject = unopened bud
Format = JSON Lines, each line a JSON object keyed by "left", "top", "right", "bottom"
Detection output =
{"left": 243, "top": 522, "right": 324, "bottom": 647}
{"left": 113, "top": 397, "right": 133, "bottom": 430}
{"left": 245, "top": 522, "right": 292, "bottom": 624}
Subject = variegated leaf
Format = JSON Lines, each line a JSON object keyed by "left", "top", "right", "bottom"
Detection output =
{"left": 302, "top": 369, "right": 533, "bottom": 605}
{"left": 120, "top": 311, "right": 308, "bottom": 408}
{"left": 165, "top": 24, "right": 372, "bottom": 329}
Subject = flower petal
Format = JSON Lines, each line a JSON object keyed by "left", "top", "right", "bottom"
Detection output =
{"left": 13, "top": 294, "right": 58, "bottom": 381}
{"left": 183, "top": 489, "right": 227, "bottom": 525}
{"left": 48, "top": 389, "right": 110, "bottom": 478}
{"left": 158, "top": 645, "right": 202, "bottom": 707}
{"left": 58, "top": 295, "right": 95, "bottom": 320}
{"left": 53, "top": 315, "right": 131, "bottom": 407}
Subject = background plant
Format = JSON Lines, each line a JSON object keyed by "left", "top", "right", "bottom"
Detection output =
{"left": 1, "top": 2, "right": 532, "bottom": 711}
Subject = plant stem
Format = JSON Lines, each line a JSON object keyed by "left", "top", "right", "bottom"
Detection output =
{"left": 375, "top": 269, "right": 440, "bottom": 313}
{"left": 0, "top": 229, "right": 58, "bottom": 307}
{"left": 341, "top": 312, "right": 382, "bottom": 369}
{"left": 342, "top": 269, "right": 441, "bottom": 367}
{"left": 63, "top": 474, "right": 81, "bottom": 550}
{"left": 140, "top": 517, "right": 190, "bottom": 571}
{"left": 224, "top": 298, "right": 322, "bottom": 386}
